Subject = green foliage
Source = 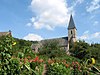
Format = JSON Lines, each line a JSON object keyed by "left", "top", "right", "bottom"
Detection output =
{"left": 69, "top": 40, "right": 100, "bottom": 63}
{"left": 0, "top": 35, "right": 99, "bottom": 75}
{"left": 39, "top": 40, "right": 66, "bottom": 58}
{"left": 9, "top": 58, "right": 20, "bottom": 75}
{"left": 90, "top": 44, "right": 100, "bottom": 63}
{"left": 14, "top": 38, "right": 32, "bottom": 49}
{"left": 0, "top": 35, "right": 20, "bottom": 74}
{"left": 70, "top": 40, "right": 90, "bottom": 59}
{"left": 30, "top": 62, "right": 37, "bottom": 70}
{"left": 18, "top": 52, "right": 24, "bottom": 59}
{"left": 0, "top": 35, "right": 36, "bottom": 75}
{"left": 47, "top": 63, "right": 71, "bottom": 75}
{"left": 12, "top": 38, "right": 34, "bottom": 58}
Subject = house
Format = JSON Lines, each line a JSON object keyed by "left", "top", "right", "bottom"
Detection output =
{"left": 31, "top": 15, "right": 77, "bottom": 53}
{"left": 0, "top": 30, "right": 12, "bottom": 37}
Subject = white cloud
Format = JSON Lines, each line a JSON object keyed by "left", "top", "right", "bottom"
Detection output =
{"left": 73, "top": 0, "right": 84, "bottom": 6}
{"left": 92, "top": 32, "right": 100, "bottom": 39}
{"left": 26, "top": 0, "right": 85, "bottom": 30}
{"left": 79, "top": 31, "right": 100, "bottom": 42}
{"left": 79, "top": 30, "right": 89, "bottom": 40}
{"left": 86, "top": 0, "right": 100, "bottom": 13}
{"left": 79, "top": 35, "right": 89, "bottom": 40}
{"left": 83, "top": 30, "right": 89, "bottom": 34}
{"left": 77, "top": 0, "right": 84, "bottom": 3}
{"left": 30, "top": 17, "right": 35, "bottom": 22}
{"left": 70, "top": 0, "right": 84, "bottom": 10}
{"left": 93, "top": 21, "right": 99, "bottom": 26}
{"left": 23, "top": 33, "right": 43, "bottom": 41}
{"left": 28, "top": 0, "right": 73, "bottom": 30}
{"left": 26, "top": 23, "right": 32, "bottom": 27}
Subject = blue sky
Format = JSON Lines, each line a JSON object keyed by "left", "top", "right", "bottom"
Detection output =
{"left": 0, "top": 0, "right": 100, "bottom": 43}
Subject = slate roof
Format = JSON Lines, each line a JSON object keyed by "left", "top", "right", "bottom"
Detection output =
{"left": 68, "top": 15, "right": 76, "bottom": 29}
{"left": 41, "top": 37, "right": 68, "bottom": 47}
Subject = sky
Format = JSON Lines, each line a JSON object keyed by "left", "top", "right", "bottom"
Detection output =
{"left": 0, "top": 0, "right": 100, "bottom": 43}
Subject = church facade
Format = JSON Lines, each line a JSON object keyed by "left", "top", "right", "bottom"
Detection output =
{"left": 31, "top": 15, "right": 77, "bottom": 53}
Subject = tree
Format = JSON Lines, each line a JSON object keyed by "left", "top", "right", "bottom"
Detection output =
{"left": 12, "top": 38, "right": 33, "bottom": 57}
{"left": 90, "top": 43, "right": 100, "bottom": 63}
{"left": 39, "top": 40, "right": 66, "bottom": 58}
{"left": 69, "top": 40, "right": 90, "bottom": 59}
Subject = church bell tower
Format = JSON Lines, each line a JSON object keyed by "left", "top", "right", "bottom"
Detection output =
{"left": 68, "top": 15, "right": 77, "bottom": 43}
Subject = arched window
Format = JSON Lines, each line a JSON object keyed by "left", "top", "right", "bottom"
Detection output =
{"left": 71, "top": 30, "right": 72, "bottom": 34}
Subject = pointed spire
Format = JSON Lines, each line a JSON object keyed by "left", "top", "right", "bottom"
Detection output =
{"left": 68, "top": 15, "right": 76, "bottom": 29}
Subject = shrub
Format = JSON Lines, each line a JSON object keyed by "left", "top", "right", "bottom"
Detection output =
{"left": 69, "top": 40, "right": 90, "bottom": 59}
{"left": 39, "top": 40, "right": 66, "bottom": 58}
{"left": 0, "top": 35, "right": 20, "bottom": 74}
{"left": 47, "top": 62, "right": 71, "bottom": 75}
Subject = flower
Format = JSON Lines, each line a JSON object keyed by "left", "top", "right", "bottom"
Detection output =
{"left": 72, "top": 61, "right": 81, "bottom": 70}
{"left": 32, "top": 56, "right": 39, "bottom": 62}
{"left": 12, "top": 42, "right": 16, "bottom": 45}
{"left": 28, "top": 59, "right": 32, "bottom": 63}
{"left": 65, "top": 64, "right": 69, "bottom": 68}
{"left": 38, "top": 59, "right": 44, "bottom": 63}
{"left": 91, "top": 58, "right": 95, "bottom": 64}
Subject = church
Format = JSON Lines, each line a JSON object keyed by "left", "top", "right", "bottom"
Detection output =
{"left": 31, "top": 15, "right": 77, "bottom": 53}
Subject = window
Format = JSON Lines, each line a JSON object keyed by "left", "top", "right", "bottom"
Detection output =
{"left": 71, "top": 31, "right": 72, "bottom": 34}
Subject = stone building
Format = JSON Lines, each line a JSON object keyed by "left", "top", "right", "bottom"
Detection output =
{"left": 31, "top": 15, "right": 77, "bottom": 53}
{"left": 0, "top": 30, "right": 12, "bottom": 37}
